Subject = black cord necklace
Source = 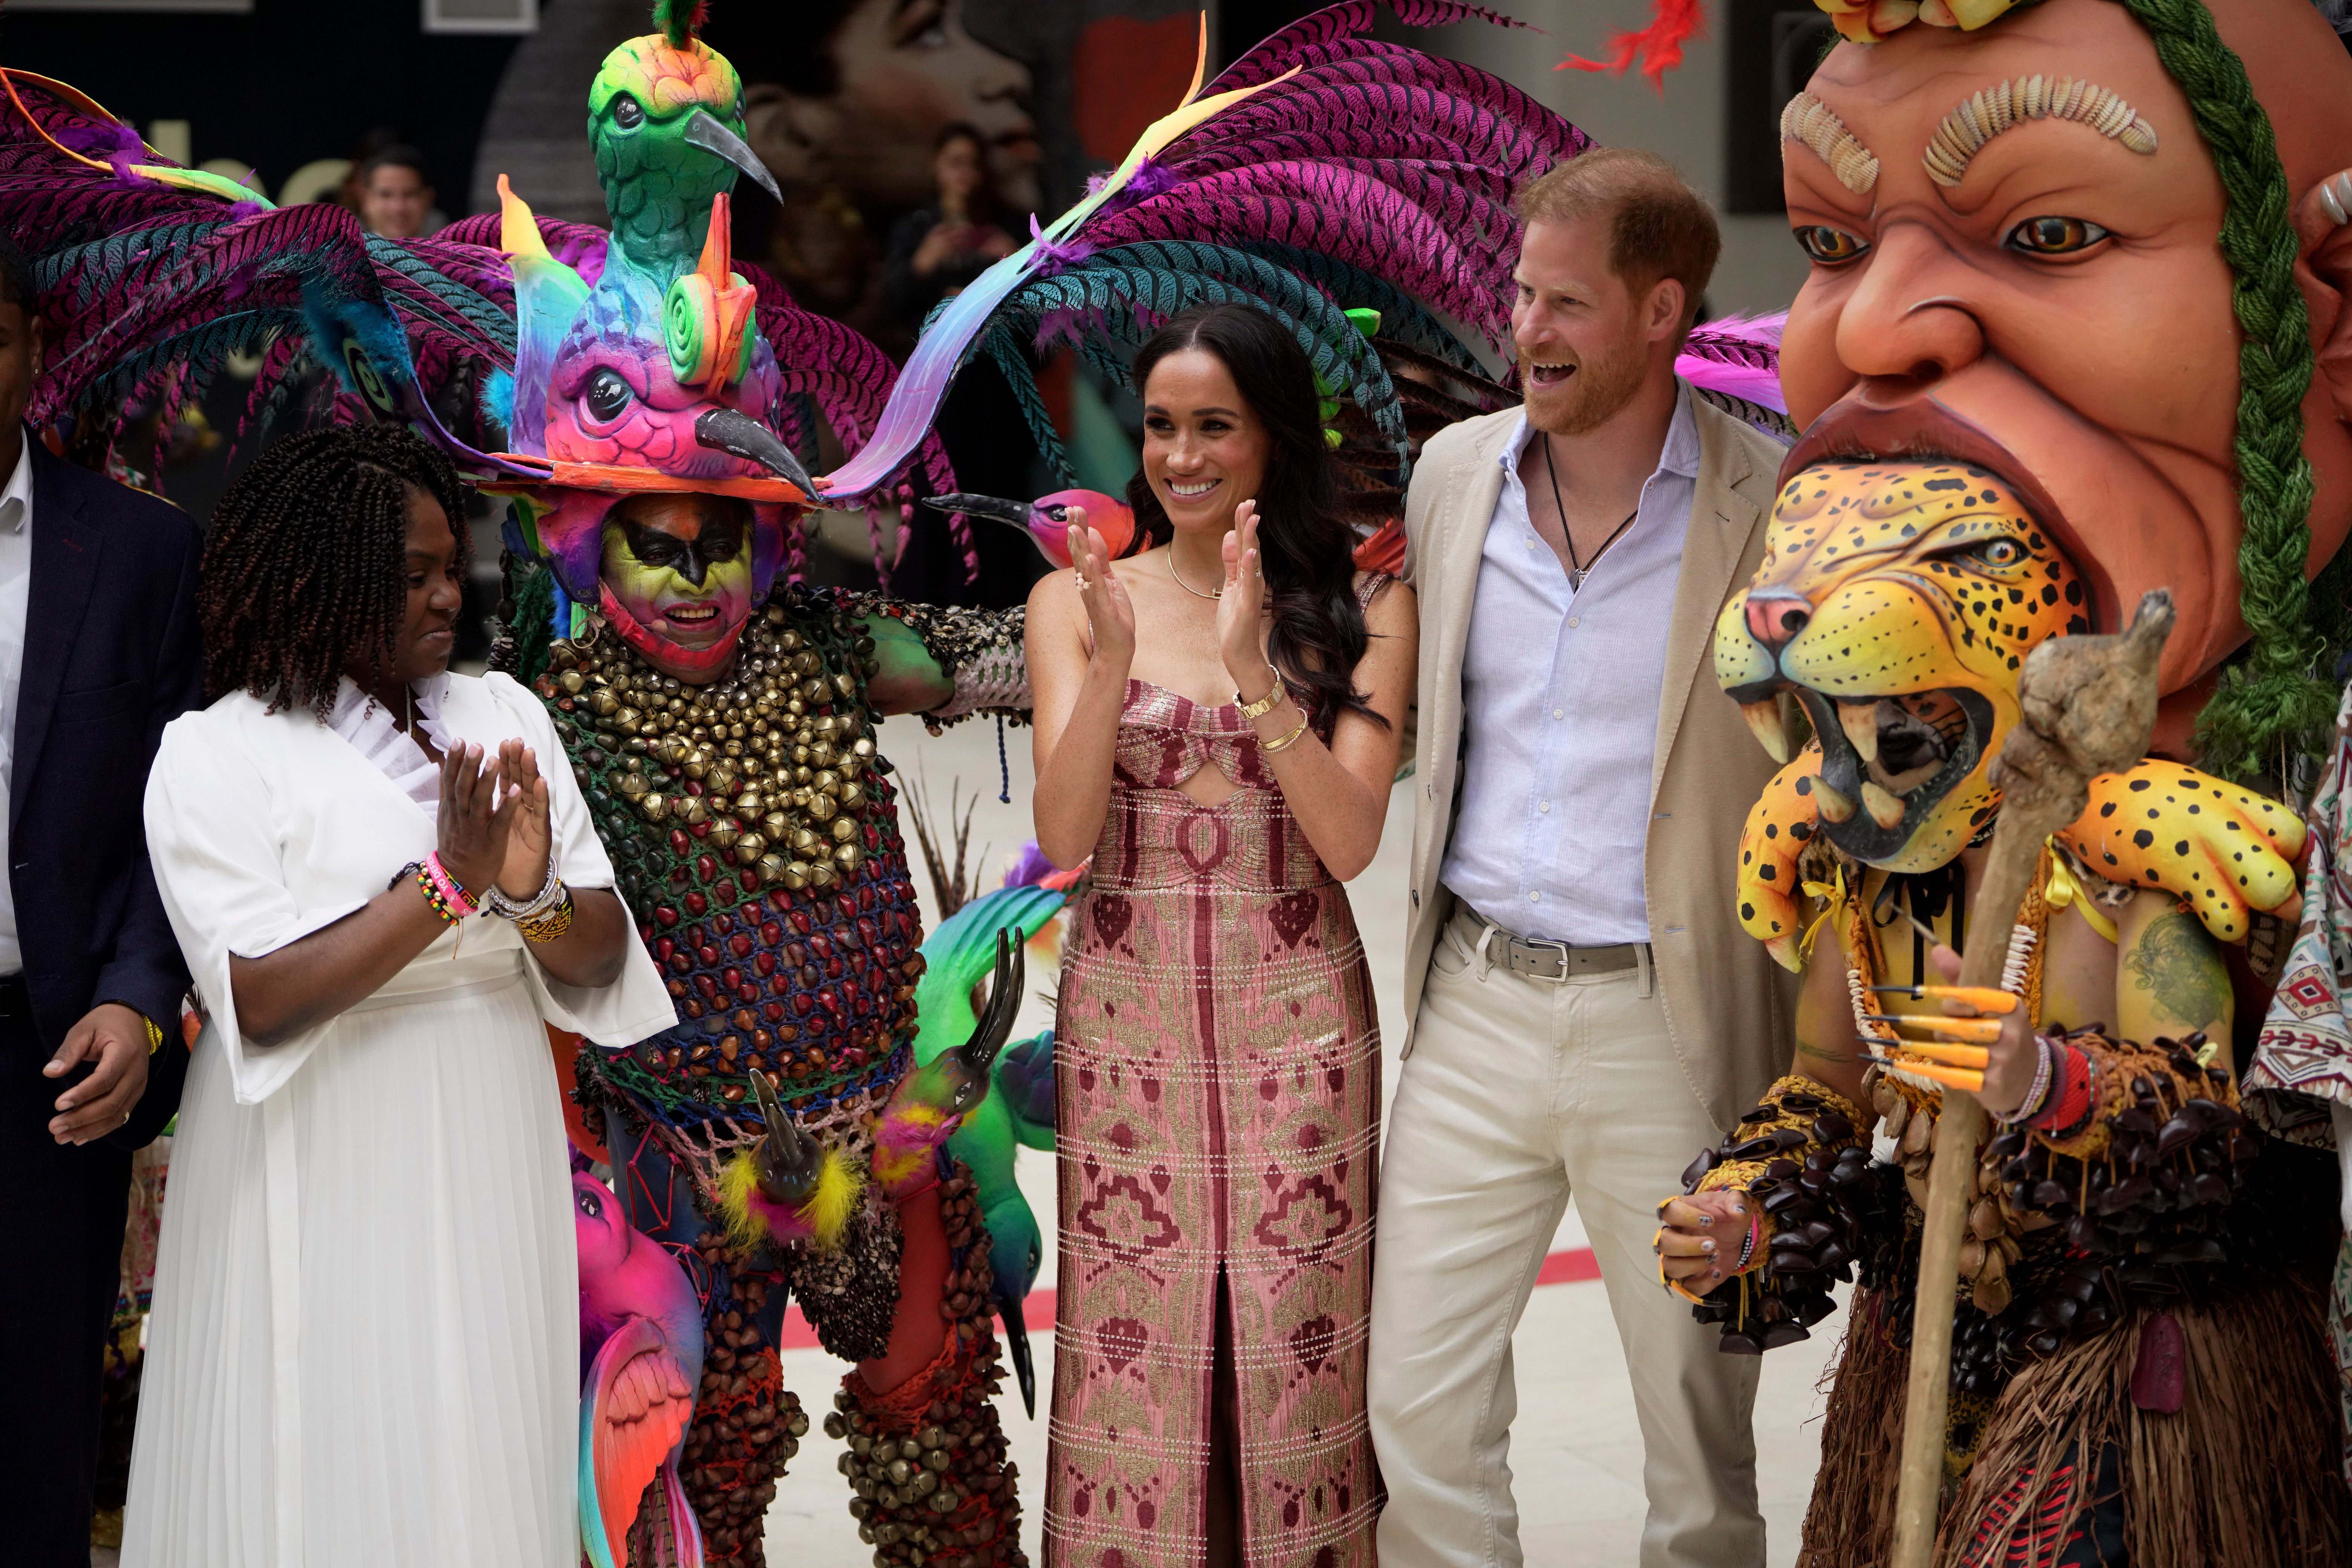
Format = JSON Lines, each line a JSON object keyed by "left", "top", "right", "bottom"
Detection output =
{"left": 1542, "top": 432, "right": 1637, "bottom": 591}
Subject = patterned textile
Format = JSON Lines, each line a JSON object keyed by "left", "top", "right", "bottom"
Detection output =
{"left": 2251, "top": 684, "right": 2352, "bottom": 1113}
{"left": 1045, "top": 614, "right": 1385, "bottom": 1567}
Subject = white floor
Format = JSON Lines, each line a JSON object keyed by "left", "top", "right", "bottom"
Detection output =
{"left": 98, "top": 710, "right": 1839, "bottom": 1568}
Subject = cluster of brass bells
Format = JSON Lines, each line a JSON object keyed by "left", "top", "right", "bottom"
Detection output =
{"left": 545, "top": 604, "right": 883, "bottom": 894}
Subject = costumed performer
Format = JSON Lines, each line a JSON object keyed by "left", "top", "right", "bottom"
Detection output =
{"left": 122, "top": 424, "right": 673, "bottom": 1568}
{"left": 1026, "top": 303, "right": 1415, "bottom": 1566}
{"left": 0, "top": 2, "right": 1766, "bottom": 1561}
{"left": 0, "top": 232, "right": 201, "bottom": 1568}
{"left": 1368, "top": 149, "right": 1799, "bottom": 1568}
{"left": 1648, "top": 0, "right": 2352, "bottom": 1562}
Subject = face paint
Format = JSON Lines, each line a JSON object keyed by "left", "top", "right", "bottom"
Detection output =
{"left": 600, "top": 493, "right": 758, "bottom": 679}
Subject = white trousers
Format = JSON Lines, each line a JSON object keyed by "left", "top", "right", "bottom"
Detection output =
{"left": 1370, "top": 908, "right": 1764, "bottom": 1568}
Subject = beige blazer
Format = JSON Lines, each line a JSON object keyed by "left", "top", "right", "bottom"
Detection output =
{"left": 1399, "top": 397, "right": 1800, "bottom": 1129}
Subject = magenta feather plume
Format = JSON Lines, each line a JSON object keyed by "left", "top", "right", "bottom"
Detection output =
{"left": 1675, "top": 312, "right": 1787, "bottom": 413}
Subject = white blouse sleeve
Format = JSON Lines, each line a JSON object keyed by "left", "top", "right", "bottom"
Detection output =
{"left": 483, "top": 672, "right": 676, "bottom": 1049}
{"left": 142, "top": 713, "right": 372, "bottom": 1104}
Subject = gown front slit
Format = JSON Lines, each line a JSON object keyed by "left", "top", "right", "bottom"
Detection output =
{"left": 1044, "top": 579, "right": 1387, "bottom": 1568}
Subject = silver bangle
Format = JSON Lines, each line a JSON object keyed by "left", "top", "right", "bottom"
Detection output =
{"left": 481, "top": 858, "right": 565, "bottom": 922}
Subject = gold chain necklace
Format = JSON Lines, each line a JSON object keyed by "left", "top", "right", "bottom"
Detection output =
{"left": 1167, "top": 549, "right": 1222, "bottom": 600}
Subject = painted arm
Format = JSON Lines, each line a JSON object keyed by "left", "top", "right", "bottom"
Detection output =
{"left": 819, "top": 592, "right": 1027, "bottom": 724}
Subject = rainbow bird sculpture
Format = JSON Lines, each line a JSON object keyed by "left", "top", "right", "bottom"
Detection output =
{"left": 907, "top": 879, "right": 1072, "bottom": 1415}
{"left": 576, "top": 1171, "right": 707, "bottom": 1568}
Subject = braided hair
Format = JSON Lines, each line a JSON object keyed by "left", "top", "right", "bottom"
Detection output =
{"left": 200, "top": 424, "right": 470, "bottom": 719}
{"left": 2108, "top": 0, "right": 2334, "bottom": 781}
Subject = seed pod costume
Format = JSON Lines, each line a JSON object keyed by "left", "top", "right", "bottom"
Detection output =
{"left": 1641, "top": 0, "right": 2352, "bottom": 1562}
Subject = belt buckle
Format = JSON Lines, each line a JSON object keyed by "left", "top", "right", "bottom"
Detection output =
{"left": 1515, "top": 933, "right": 1573, "bottom": 982}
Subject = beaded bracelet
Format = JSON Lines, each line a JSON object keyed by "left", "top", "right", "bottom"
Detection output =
{"left": 400, "top": 856, "right": 476, "bottom": 925}
{"left": 2029, "top": 1041, "right": 2099, "bottom": 1140}
{"left": 1993, "top": 1034, "right": 2058, "bottom": 1127}
{"left": 517, "top": 888, "right": 576, "bottom": 945}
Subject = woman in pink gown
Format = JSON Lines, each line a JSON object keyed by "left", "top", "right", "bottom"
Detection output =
{"left": 1025, "top": 305, "right": 1419, "bottom": 1567}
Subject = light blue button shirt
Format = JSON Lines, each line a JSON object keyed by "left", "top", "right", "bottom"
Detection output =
{"left": 1439, "top": 381, "right": 1700, "bottom": 945}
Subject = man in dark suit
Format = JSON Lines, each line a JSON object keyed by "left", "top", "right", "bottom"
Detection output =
{"left": 0, "top": 234, "right": 203, "bottom": 1563}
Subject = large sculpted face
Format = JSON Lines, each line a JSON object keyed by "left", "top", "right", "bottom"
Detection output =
{"left": 1770, "top": 0, "right": 2352, "bottom": 730}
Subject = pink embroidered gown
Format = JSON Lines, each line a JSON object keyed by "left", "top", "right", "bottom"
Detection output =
{"left": 1045, "top": 642, "right": 1384, "bottom": 1567}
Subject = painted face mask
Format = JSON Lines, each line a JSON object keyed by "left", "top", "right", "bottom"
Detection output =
{"left": 481, "top": 4, "right": 814, "bottom": 678}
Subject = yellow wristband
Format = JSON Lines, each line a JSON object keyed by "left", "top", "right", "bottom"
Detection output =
{"left": 144, "top": 1016, "right": 164, "bottom": 1056}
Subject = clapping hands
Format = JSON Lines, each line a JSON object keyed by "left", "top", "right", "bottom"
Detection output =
{"left": 434, "top": 740, "right": 552, "bottom": 902}
{"left": 1219, "top": 500, "right": 1274, "bottom": 698}
{"left": 1066, "top": 507, "right": 1136, "bottom": 672}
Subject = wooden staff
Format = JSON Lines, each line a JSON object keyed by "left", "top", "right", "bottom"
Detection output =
{"left": 1889, "top": 590, "right": 2176, "bottom": 1568}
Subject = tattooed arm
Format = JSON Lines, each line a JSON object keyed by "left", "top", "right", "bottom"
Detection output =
{"left": 2114, "top": 891, "right": 2233, "bottom": 1060}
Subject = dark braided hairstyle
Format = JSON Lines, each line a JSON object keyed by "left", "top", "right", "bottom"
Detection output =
{"left": 1127, "top": 305, "right": 1389, "bottom": 733}
{"left": 200, "top": 424, "right": 470, "bottom": 719}
{"left": 2107, "top": 0, "right": 2334, "bottom": 781}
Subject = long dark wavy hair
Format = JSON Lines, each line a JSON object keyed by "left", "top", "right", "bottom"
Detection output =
{"left": 199, "top": 424, "right": 470, "bottom": 720}
{"left": 1127, "top": 305, "right": 1386, "bottom": 732}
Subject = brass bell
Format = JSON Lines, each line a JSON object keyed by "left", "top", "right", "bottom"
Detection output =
{"left": 778, "top": 626, "right": 801, "bottom": 649}
{"left": 559, "top": 670, "right": 585, "bottom": 695}
{"left": 708, "top": 821, "right": 743, "bottom": 850}
{"left": 834, "top": 842, "right": 863, "bottom": 870}
{"left": 807, "top": 795, "right": 838, "bottom": 823}
{"left": 810, "top": 742, "right": 838, "bottom": 769}
{"left": 762, "top": 811, "right": 790, "bottom": 839}
{"left": 760, "top": 853, "right": 789, "bottom": 886}
{"left": 838, "top": 782, "right": 865, "bottom": 810}
{"left": 810, "top": 862, "right": 840, "bottom": 889}
{"left": 680, "top": 798, "right": 709, "bottom": 826}
{"left": 617, "top": 773, "right": 651, "bottom": 799}
{"left": 737, "top": 832, "right": 767, "bottom": 862}
{"left": 641, "top": 793, "right": 669, "bottom": 821}
{"left": 590, "top": 689, "right": 620, "bottom": 717}
{"left": 830, "top": 817, "right": 858, "bottom": 843}
{"left": 813, "top": 770, "right": 841, "bottom": 795}
{"left": 782, "top": 860, "right": 811, "bottom": 890}
{"left": 790, "top": 828, "right": 819, "bottom": 854}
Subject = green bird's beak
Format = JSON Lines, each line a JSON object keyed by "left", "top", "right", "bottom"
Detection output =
{"left": 684, "top": 108, "right": 781, "bottom": 202}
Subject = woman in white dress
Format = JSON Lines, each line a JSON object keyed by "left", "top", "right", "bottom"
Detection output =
{"left": 123, "top": 426, "right": 675, "bottom": 1568}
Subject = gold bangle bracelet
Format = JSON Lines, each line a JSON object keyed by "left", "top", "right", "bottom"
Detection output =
{"left": 1260, "top": 709, "right": 1312, "bottom": 754}
{"left": 1234, "top": 672, "right": 1286, "bottom": 721}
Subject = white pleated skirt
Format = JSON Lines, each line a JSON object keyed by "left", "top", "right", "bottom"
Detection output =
{"left": 122, "top": 953, "right": 579, "bottom": 1568}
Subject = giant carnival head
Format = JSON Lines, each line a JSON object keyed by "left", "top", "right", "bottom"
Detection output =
{"left": 492, "top": 0, "right": 817, "bottom": 683}
{"left": 1715, "top": 0, "right": 2352, "bottom": 871}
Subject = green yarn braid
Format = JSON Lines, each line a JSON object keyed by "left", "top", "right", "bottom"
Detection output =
{"left": 2110, "top": 0, "right": 2328, "bottom": 781}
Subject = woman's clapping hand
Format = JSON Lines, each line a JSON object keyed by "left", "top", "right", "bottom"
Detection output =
{"left": 434, "top": 740, "right": 528, "bottom": 900}
{"left": 1067, "top": 510, "right": 1136, "bottom": 674}
{"left": 1219, "top": 500, "right": 1276, "bottom": 701}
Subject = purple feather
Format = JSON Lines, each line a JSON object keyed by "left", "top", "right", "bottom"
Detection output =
{"left": 1676, "top": 312, "right": 1787, "bottom": 413}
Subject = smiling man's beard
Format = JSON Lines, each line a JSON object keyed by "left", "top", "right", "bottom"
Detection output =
{"left": 1522, "top": 329, "right": 1650, "bottom": 438}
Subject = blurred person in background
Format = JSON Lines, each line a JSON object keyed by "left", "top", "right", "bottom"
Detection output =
{"left": 884, "top": 121, "right": 1018, "bottom": 331}
{"left": 353, "top": 145, "right": 439, "bottom": 239}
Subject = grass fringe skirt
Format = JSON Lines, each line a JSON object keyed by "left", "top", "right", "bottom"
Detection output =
{"left": 1795, "top": 1274, "right": 2350, "bottom": 1567}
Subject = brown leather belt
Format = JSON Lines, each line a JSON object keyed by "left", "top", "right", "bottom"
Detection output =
{"left": 1463, "top": 911, "right": 1645, "bottom": 981}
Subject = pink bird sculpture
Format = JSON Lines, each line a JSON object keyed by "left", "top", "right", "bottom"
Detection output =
{"left": 576, "top": 1172, "right": 707, "bottom": 1568}
{"left": 924, "top": 488, "right": 1136, "bottom": 570}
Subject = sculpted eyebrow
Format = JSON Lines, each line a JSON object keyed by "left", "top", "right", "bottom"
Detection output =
{"left": 1782, "top": 92, "right": 1880, "bottom": 196}
{"left": 1922, "top": 75, "right": 2158, "bottom": 187}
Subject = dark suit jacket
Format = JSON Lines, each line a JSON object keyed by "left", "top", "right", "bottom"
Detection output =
{"left": 15, "top": 437, "right": 202, "bottom": 1144}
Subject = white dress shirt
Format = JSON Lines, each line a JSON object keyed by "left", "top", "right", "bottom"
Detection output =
{"left": 1438, "top": 380, "right": 1700, "bottom": 944}
{"left": 0, "top": 443, "right": 34, "bottom": 975}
